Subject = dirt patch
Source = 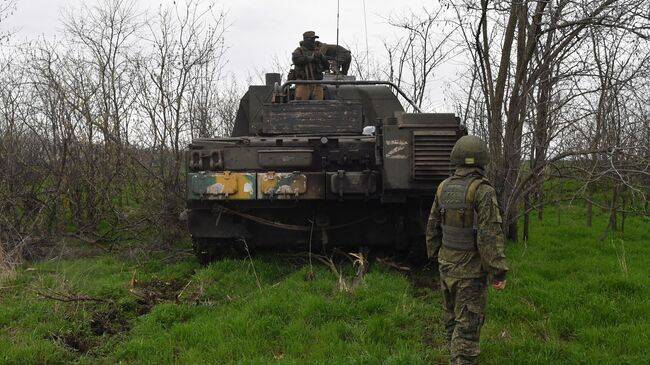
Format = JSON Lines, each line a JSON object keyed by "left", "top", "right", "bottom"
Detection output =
{"left": 559, "top": 332, "right": 576, "bottom": 343}
{"left": 405, "top": 262, "right": 439, "bottom": 300}
{"left": 90, "top": 307, "right": 130, "bottom": 336}
{"left": 408, "top": 266, "right": 438, "bottom": 288}
{"left": 49, "top": 331, "right": 95, "bottom": 353}
{"left": 130, "top": 277, "right": 191, "bottom": 312}
{"left": 371, "top": 254, "right": 439, "bottom": 297}
{"left": 47, "top": 305, "right": 132, "bottom": 355}
{"left": 45, "top": 277, "right": 194, "bottom": 355}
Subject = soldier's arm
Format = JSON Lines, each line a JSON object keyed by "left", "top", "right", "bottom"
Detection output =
{"left": 320, "top": 57, "right": 330, "bottom": 72}
{"left": 475, "top": 184, "right": 509, "bottom": 281}
{"left": 292, "top": 48, "right": 312, "bottom": 66}
{"left": 425, "top": 197, "right": 442, "bottom": 259}
{"left": 321, "top": 44, "right": 351, "bottom": 59}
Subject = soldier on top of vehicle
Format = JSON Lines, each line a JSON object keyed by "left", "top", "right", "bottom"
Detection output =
{"left": 316, "top": 41, "right": 351, "bottom": 76}
{"left": 292, "top": 31, "right": 329, "bottom": 101}
{"left": 426, "top": 135, "right": 509, "bottom": 365}
{"left": 291, "top": 30, "right": 352, "bottom": 101}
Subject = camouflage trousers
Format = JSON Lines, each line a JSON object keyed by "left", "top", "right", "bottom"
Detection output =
{"left": 440, "top": 274, "right": 488, "bottom": 365}
{"left": 295, "top": 84, "right": 324, "bottom": 100}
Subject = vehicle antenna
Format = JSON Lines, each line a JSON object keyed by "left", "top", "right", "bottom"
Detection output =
{"left": 363, "top": 0, "right": 369, "bottom": 77}
{"left": 336, "top": 0, "right": 340, "bottom": 75}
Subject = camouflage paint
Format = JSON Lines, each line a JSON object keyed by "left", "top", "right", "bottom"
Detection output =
{"left": 187, "top": 172, "right": 256, "bottom": 200}
{"left": 258, "top": 172, "right": 307, "bottom": 199}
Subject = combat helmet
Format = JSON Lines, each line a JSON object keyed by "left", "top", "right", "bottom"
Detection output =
{"left": 450, "top": 135, "right": 489, "bottom": 167}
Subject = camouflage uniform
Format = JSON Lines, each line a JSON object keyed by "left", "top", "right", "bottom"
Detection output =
{"left": 292, "top": 31, "right": 329, "bottom": 101}
{"left": 315, "top": 41, "right": 351, "bottom": 75}
{"left": 426, "top": 166, "right": 508, "bottom": 365}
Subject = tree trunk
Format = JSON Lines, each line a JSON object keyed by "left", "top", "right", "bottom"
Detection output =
{"left": 609, "top": 184, "right": 619, "bottom": 232}
{"left": 523, "top": 192, "right": 530, "bottom": 242}
{"left": 537, "top": 191, "right": 544, "bottom": 221}
{"left": 621, "top": 189, "right": 626, "bottom": 234}
{"left": 586, "top": 190, "right": 593, "bottom": 227}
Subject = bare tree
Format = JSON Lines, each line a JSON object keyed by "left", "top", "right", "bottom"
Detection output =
{"left": 453, "top": 0, "right": 650, "bottom": 240}
{"left": 0, "top": 0, "right": 15, "bottom": 43}
{"left": 133, "top": 0, "right": 228, "bottom": 239}
{"left": 1, "top": 0, "right": 234, "bottom": 258}
{"left": 381, "top": 7, "right": 460, "bottom": 110}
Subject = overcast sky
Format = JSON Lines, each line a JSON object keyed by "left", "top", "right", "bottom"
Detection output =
{"left": 4, "top": 0, "right": 455, "bottom": 109}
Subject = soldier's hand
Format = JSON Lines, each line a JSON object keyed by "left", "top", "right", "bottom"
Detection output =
{"left": 492, "top": 280, "right": 507, "bottom": 290}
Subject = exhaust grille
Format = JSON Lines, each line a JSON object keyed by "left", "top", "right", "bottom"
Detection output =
{"left": 412, "top": 131, "right": 457, "bottom": 182}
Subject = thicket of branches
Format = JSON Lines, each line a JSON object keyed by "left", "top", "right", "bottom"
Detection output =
{"left": 0, "top": 0, "right": 238, "bottom": 260}
{"left": 2, "top": 0, "right": 650, "bottom": 264}
{"left": 360, "top": 0, "right": 650, "bottom": 241}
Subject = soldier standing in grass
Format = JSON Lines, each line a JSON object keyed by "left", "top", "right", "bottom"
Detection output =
{"left": 426, "top": 135, "right": 509, "bottom": 365}
{"left": 291, "top": 31, "right": 330, "bottom": 100}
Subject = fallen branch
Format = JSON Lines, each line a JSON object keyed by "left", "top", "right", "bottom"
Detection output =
{"left": 376, "top": 257, "right": 412, "bottom": 271}
{"left": 311, "top": 251, "right": 369, "bottom": 293}
{"left": 35, "top": 288, "right": 114, "bottom": 304}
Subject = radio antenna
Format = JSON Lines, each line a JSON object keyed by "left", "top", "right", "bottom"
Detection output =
{"left": 362, "top": 0, "right": 369, "bottom": 77}
{"left": 336, "top": 0, "right": 340, "bottom": 74}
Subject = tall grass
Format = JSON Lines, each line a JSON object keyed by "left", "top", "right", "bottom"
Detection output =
{"left": 0, "top": 205, "right": 649, "bottom": 364}
{"left": 482, "top": 205, "right": 650, "bottom": 365}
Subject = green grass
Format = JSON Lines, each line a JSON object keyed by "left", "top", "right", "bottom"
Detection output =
{"left": 0, "top": 255, "right": 445, "bottom": 365}
{"left": 481, "top": 205, "right": 650, "bottom": 365}
{"left": 1, "top": 205, "right": 649, "bottom": 364}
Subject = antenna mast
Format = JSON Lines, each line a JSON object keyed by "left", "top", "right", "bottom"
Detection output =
{"left": 362, "top": 0, "right": 369, "bottom": 76}
{"left": 336, "top": 0, "right": 340, "bottom": 74}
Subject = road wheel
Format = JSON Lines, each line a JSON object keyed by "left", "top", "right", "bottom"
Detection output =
{"left": 192, "top": 238, "right": 214, "bottom": 265}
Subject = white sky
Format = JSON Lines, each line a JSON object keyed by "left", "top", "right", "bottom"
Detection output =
{"left": 4, "top": 0, "right": 457, "bottom": 110}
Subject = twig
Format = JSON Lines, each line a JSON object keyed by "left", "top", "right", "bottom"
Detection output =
{"left": 376, "top": 257, "right": 411, "bottom": 271}
{"left": 239, "top": 238, "right": 261, "bottom": 292}
{"left": 35, "top": 288, "right": 113, "bottom": 304}
{"left": 307, "top": 211, "right": 315, "bottom": 278}
{"left": 350, "top": 252, "right": 369, "bottom": 290}
{"left": 176, "top": 280, "right": 192, "bottom": 301}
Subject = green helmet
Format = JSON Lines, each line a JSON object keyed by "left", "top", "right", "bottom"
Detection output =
{"left": 450, "top": 135, "right": 489, "bottom": 167}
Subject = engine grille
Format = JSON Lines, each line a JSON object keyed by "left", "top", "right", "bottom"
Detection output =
{"left": 412, "top": 131, "right": 457, "bottom": 182}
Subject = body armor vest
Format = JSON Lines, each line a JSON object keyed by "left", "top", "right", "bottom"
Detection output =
{"left": 293, "top": 48, "right": 326, "bottom": 80}
{"left": 436, "top": 174, "right": 486, "bottom": 251}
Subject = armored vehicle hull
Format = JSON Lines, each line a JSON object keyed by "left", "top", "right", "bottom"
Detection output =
{"left": 185, "top": 75, "right": 464, "bottom": 263}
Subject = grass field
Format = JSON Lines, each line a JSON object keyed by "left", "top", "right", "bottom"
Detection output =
{"left": 1, "top": 205, "right": 649, "bottom": 365}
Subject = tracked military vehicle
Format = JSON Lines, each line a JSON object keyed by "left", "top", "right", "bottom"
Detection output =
{"left": 184, "top": 73, "right": 465, "bottom": 263}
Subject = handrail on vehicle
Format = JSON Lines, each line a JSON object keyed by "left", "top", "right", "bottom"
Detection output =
{"left": 280, "top": 80, "right": 423, "bottom": 113}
